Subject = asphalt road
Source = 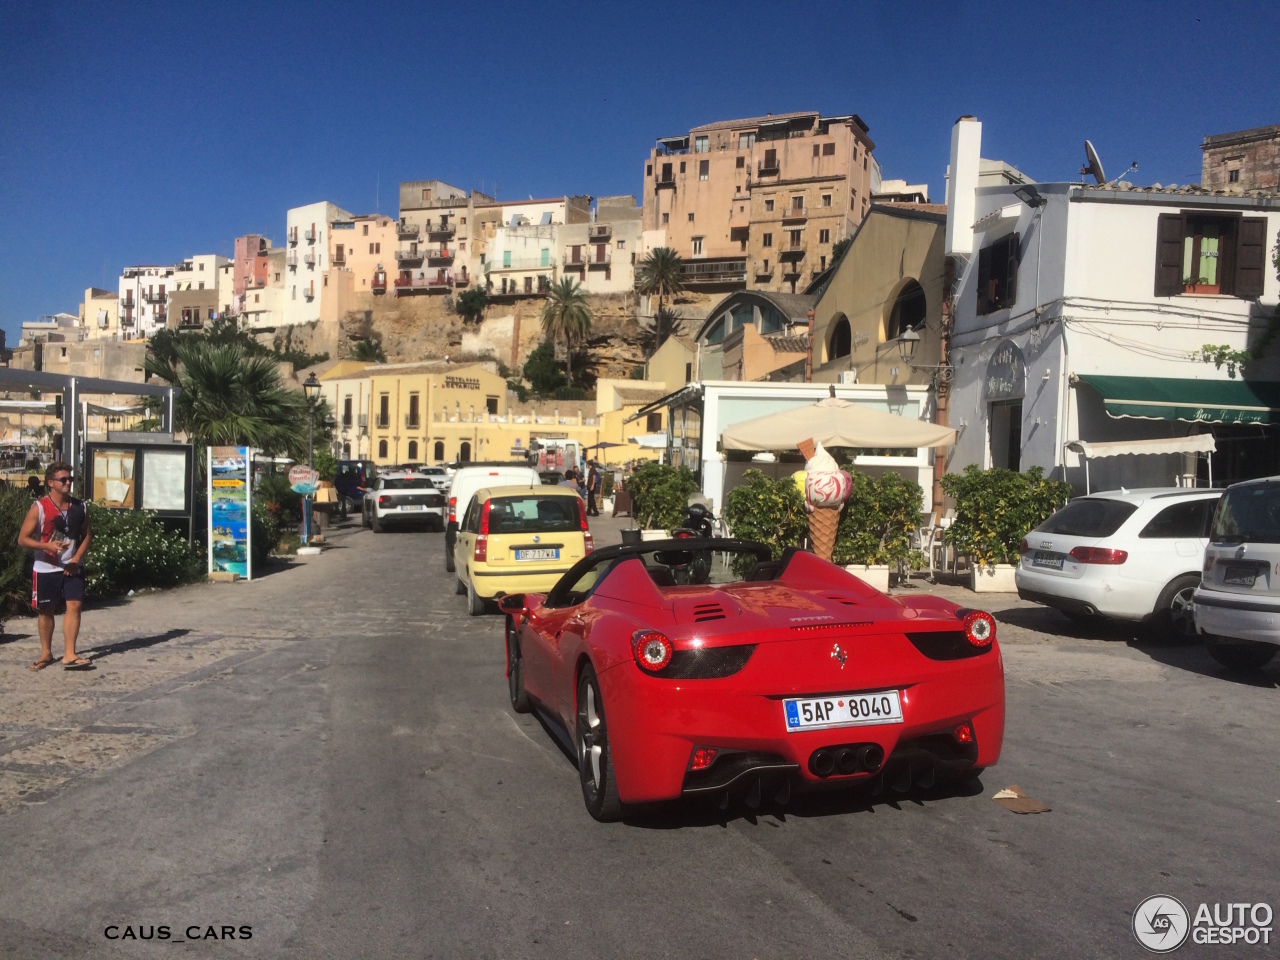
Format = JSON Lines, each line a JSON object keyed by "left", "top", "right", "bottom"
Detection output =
{"left": 0, "top": 515, "right": 1277, "bottom": 959}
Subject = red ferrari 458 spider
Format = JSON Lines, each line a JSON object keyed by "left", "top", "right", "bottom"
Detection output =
{"left": 498, "top": 539, "right": 1004, "bottom": 822}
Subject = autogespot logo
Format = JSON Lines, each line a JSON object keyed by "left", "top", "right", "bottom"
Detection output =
{"left": 1133, "top": 895, "right": 1190, "bottom": 953}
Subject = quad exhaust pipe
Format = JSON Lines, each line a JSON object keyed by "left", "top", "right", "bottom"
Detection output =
{"left": 809, "top": 743, "right": 885, "bottom": 778}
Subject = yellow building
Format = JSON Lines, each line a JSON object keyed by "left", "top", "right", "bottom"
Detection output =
{"left": 320, "top": 360, "right": 618, "bottom": 466}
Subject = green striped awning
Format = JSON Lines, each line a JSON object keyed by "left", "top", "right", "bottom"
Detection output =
{"left": 1077, "top": 375, "right": 1280, "bottom": 425}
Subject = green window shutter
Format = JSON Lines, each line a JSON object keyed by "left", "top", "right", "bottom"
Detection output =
{"left": 541, "top": 248, "right": 550, "bottom": 267}
{"left": 503, "top": 251, "right": 511, "bottom": 268}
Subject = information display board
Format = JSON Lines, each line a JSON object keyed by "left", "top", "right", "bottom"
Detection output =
{"left": 84, "top": 441, "right": 193, "bottom": 518}
{"left": 208, "top": 446, "right": 252, "bottom": 580}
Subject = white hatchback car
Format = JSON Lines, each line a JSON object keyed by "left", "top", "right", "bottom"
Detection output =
{"left": 1193, "top": 477, "right": 1280, "bottom": 671}
{"left": 1015, "top": 488, "right": 1221, "bottom": 638}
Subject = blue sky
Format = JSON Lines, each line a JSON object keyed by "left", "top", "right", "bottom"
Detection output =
{"left": 1, "top": 0, "right": 1276, "bottom": 343}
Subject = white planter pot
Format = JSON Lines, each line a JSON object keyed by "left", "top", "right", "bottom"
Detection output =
{"left": 639, "top": 529, "right": 670, "bottom": 541}
{"left": 845, "top": 564, "right": 890, "bottom": 593}
{"left": 970, "top": 564, "right": 1018, "bottom": 592}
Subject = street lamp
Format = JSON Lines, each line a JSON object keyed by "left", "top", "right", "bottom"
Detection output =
{"left": 302, "top": 373, "right": 321, "bottom": 544}
{"left": 897, "top": 325, "right": 921, "bottom": 365}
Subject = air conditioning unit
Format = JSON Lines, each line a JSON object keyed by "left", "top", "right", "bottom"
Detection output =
{"left": 839, "top": 370, "right": 858, "bottom": 385}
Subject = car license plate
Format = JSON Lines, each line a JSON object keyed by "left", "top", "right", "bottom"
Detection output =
{"left": 1223, "top": 565, "right": 1257, "bottom": 587}
{"left": 784, "top": 690, "right": 903, "bottom": 732}
{"left": 515, "top": 548, "right": 559, "bottom": 561}
{"left": 399, "top": 504, "right": 425, "bottom": 511}
{"left": 1032, "top": 551, "right": 1064, "bottom": 570}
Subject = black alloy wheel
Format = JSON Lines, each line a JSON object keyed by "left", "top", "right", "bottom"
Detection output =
{"left": 506, "top": 618, "right": 531, "bottom": 713}
{"left": 576, "top": 666, "right": 623, "bottom": 822}
{"left": 1204, "top": 635, "right": 1278, "bottom": 672}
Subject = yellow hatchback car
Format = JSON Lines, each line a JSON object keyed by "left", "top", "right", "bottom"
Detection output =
{"left": 454, "top": 485, "right": 594, "bottom": 615}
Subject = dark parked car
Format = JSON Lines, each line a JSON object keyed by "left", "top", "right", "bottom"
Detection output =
{"left": 334, "top": 460, "right": 378, "bottom": 516}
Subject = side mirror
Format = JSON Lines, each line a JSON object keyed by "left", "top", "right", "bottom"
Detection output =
{"left": 497, "top": 594, "right": 526, "bottom": 614}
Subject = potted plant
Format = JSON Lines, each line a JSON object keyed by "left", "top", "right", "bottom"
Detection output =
{"left": 832, "top": 471, "right": 924, "bottom": 593}
{"left": 940, "top": 466, "right": 1072, "bottom": 592}
{"left": 1183, "top": 274, "right": 1220, "bottom": 296}
{"left": 628, "top": 462, "right": 698, "bottom": 537}
{"left": 722, "top": 470, "right": 807, "bottom": 574}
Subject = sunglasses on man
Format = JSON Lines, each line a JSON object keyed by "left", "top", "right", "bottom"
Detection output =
{"left": 50, "top": 475, "right": 73, "bottom": 484}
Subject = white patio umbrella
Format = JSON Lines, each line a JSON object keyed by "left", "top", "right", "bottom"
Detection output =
{"left": 720, "top": 395, "right": 956, "bottom": 452}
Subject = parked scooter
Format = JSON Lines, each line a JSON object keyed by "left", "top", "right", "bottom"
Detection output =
{"left": 670, "top": 500, "right": 716, "bottom": 584}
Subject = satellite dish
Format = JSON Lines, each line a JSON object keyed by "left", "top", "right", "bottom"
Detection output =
{"left": 1081, "top": 140, "right": 1106, "bottom": 185}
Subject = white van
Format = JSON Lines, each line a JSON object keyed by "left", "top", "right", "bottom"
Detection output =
{"left": 444, "top": 463, "right": 541, "bottom": 572}
{"left": 1194, "top": 477, "right": 1280, "bottom": 672}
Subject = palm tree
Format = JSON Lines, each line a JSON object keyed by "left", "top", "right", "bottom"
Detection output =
{"left": 540, "top": 277, "right": 593, "bottom": 379}
{"left": 349, "top": 338, "right": 386, "bottom": 362}
{"left": 145, "top": 341, "right": 310, "bottom": 459}
{"left": 455, "top": 287, "right": 488, "bottom": 325}
{"left": 635, "top": 246, "right": 685, "bottom": 321}
{"left": 638, "top": 306, "right": 687, "bottom": 357}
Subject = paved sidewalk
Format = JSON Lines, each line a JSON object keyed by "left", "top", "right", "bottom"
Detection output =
{"left": 0, "top": 535, "right": 337, "bottom": 817}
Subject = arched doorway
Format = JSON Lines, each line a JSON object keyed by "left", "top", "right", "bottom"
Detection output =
{"left": 459, "top": 441, "right": 471, "bottom": 462}
{"left": 407, "top": 440, "right": 418, "bottom": 460}
{"left": 885, "top": 279, "right": 926, "bottom": 341}
{"left": 378, "top": 439, "right": 388, "bottom": 458}
{"left": 433, "top": 440, "right": 445, "bottom": 462}
{"left": 828, "top": 314, "right": 851, "bottom": 361}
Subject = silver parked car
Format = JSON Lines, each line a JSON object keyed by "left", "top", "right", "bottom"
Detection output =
{"left": 1194, "top": 477, "right": 1280, "bottom": 671}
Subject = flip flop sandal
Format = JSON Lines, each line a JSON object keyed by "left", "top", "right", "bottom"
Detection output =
{"left": 30, "top": 657, "right": 56, "bottom": 671}
{"left": 62, "top": 657, "right": 94, "bottom": 670}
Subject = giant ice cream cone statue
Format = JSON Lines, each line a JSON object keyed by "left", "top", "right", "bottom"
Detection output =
{"left": 801, "top": 440, "right": 853, "bottom": 563}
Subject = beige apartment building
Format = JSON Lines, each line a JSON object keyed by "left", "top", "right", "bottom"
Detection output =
{"left": 79, "top": 287, "right": 121, "bottom": 340}
{"left": 330, "top": 213, "right": 395, "bottom": 296}
{"left": 642, "top": 111, "right": 878, "bottom": 294}
{"left": 396, "top": 180, "right": 491, "bottom": 296}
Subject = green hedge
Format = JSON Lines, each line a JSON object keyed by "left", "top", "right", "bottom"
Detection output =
{"left": 722, "top": 470, "right": 807, "bottom": 573}
{"left": 941, "top": 465, "right": 1072, "bottom": 566}
{"left": 628, "top": 463, "right": 697, "bottom": 530}
{"left": 833, "top": 471, "right": 924, "bottom": 565}
{"left": 83, "top": 503, "right": 205, "bottom": 596}
{"left": 0, "top": 488, "right": 36, "bottom": 613}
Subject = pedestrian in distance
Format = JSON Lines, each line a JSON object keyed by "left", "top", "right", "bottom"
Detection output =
{"left": 18, "top": 462, "right": 93, "bottom": 670}
{"left": 26, "top": 475, "right": 42, "bottom": 497}
{"left": 586, "top": 460, "right": 601, "bottom": 517}
{"left": 558, "top": 468, "right": 583, "bottom": 498}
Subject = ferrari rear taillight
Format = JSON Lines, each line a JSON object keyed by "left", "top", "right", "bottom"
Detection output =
{"left": 474, "top": 501, "right": 490, "bottom": 562}
{"left": 448, "top": 495, "right": 457, "bottom": 525}
{"left": 631, "top": 629, "right": 673, "bottom": 672}
{"left": 690, "top": 747, "right": 718, "bottom": 771}
{"left": 963, "top": 611, "right": 996, "bottom": 648}
{"left": 1069, "top": 546, "right": 1128, "bottom": 564}
{"left": 953, "top": 722, "right": 975, "bottom": 744}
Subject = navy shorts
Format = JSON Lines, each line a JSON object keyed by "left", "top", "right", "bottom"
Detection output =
{"left": 32, "top": 570, "right": 86, "bottom": 610}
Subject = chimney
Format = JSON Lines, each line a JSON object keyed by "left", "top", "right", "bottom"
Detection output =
{"left": 944, "top": 116, "right": 981, "bottom": 258}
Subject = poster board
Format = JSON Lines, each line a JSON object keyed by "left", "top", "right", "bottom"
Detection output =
{"left": 208, "top": 446, "right": 252, "bottom": 580}
{"left": 84, "top": 441, "right": 193, "bottom": 518}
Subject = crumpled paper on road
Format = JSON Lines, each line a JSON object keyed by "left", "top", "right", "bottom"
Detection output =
{"left": 992, "top": 785, "right": 1051, "bottom": 814}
